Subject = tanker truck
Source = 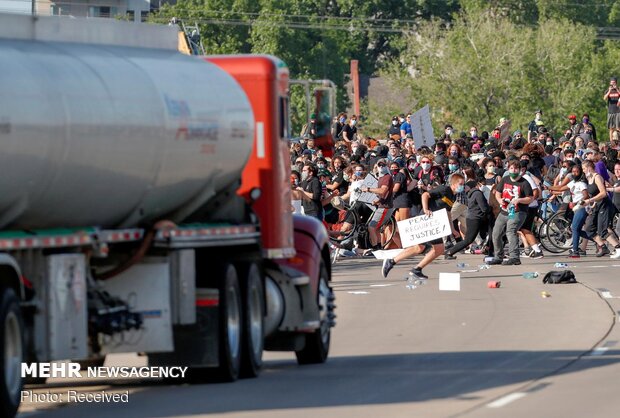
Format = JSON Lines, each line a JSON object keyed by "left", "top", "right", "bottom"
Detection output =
{"left": 0, "top": 14, "right": 335, "bottom": 418}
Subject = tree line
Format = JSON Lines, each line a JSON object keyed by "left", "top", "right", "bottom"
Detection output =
{"left": 151, "top": 0, "right": 620, "bottom": 138}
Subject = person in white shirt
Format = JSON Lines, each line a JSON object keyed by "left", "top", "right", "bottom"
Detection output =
{"left": 517, "top": 160, "right": 544, "bottom": 258}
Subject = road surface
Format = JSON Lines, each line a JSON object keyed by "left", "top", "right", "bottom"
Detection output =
{"left": 18, "top": 253, "right": 620, "bottom": 418}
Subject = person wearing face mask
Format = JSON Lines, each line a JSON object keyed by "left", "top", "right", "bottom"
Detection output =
{"left": 487, "top": 161, "right": 534, "bottom": 265}
{"left": 361, "top": 159, "right": 394, "bottom": 251}
{"left": 388, "top": 116, "right": 401, "bottom": 140}
{"left": 296, "top": 164, "right": 323, "bottom": 221}
{"left": 550, "top": 162, "right": 590, "bottom": 257}
{"left": 575, "top": 113, "right": 597, "bottom": 142}
{"left": 332, "top": 112, "right": 347, "bottom": 141}
{"left": 444, "top": 174, "right": 492, "bottom": 260}
{"left": 581, "top": 160, "right": 620, "bottom": 258}
{"left": 342, "top": 115, "right": 358, "bottom": 144}
{"left": 381, "top": 174, "right": 465, "bottom": 280}
{"left": 469, "top": 126, "right": 478, "bottom": 140}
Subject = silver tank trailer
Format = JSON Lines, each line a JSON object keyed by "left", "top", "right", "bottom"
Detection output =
{"left": 0, "top": 14, "right": 254, "bottom": 229}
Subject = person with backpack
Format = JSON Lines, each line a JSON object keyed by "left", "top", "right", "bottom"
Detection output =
{"left": 444, "top": 174, "right": 492, "bottom": 259}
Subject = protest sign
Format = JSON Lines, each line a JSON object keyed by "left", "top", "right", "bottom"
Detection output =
{"left": 397, "top": 208, "right": 452, "bottom": 248}
{"left": 410, "top": 105, "right": 435, "bottom": 149}
{"left": 356, "top": 174, "right": 379, "bottom": 204}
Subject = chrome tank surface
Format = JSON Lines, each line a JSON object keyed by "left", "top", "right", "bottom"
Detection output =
{"left": 0, "top": 16, "right": 253, "bottom": 229}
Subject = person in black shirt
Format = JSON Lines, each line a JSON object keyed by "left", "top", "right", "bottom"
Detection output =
{"left": 604, "top": 76, "right": 620, "bottom": 142}
{"left": 332, "top": 112, "right": 347, "bottom": 141}
{"left": 445, "top": 175, "right": 492, "bottom": 259}
{"left": 381, "top": 173, "right": 465, "bottom": 280}
{"left": 326, "top": 156, "right": 349, "bottom": 194}
{"left": 342, "top": 115, "right": 358, "bottom": 144}
{"left": 297, "top": 164, "right": 323, "bottom": 220}
{"left": 388, "top": 116, "right": 401, "bottom": 140}
{"left": 488, "top": 160, "right": 534, "bottom": 265}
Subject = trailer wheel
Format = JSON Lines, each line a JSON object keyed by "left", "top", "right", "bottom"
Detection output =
{"left": 0, "top": 287, "right": 24, "bottom": 418}
{"left": 217, "top": 264, "right": 242, "bottom": 381}
{"left": 295, "top": 261, "right": 333, "bottom": 365}
{"left": 240, "top": 263, "right": 264, "bottom": 378}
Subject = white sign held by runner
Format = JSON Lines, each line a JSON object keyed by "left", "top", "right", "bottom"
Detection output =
{"left": 397, "top": 208, "right": 452, "bottom": 248}
{"left": 410, "top": 105, "right": 435, "bottom": 149}
{"left": 356, "top": 174, "right": 379, "bottom": 204}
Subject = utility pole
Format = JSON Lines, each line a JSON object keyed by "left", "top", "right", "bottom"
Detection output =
{"left": 31, "top": 0, "right": 36, "bottom": 15}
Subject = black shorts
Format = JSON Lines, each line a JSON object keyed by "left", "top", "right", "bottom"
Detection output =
{"left": 393, "top": 194, "right": 412, "bottom": 209}
{"left": 520, "top": 207, "right": 538, "bottom": 232}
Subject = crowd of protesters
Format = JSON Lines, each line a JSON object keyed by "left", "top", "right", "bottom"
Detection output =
{"left": 291, "top": 77, "right": 620, "bottom": 281}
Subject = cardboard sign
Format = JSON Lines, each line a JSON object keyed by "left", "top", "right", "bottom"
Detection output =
{"left": 439, "top": 272, "right": 461, "bottom": 291}
{"left": 499, "top": 119, "right": 512, "bottom": 144}
{"left": 397, "top": 208, "right": 452, "bottom": 248}
{"left": 356, "top": 174, "right": 379, "bottom": 204}
{"left": 410, "top": 105, "right": 435, "bottom": 149}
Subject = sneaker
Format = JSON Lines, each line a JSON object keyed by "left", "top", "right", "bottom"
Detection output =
{"left": 611, "top": 248, "right": 620, "bottom": 259}
{"left": 382, "top": 258, "right": 395, "bottom": 278}
{"left": 596, "top": 245, "right": 610, "bottom": 257}
{"left": 577, "top": 249, "right": 587, "bottom": 256}
{"left": 409, "top": 268, "right": 429, "bottom": 280}
{"left": 568, "top": 250, "right": 580, "bottom": 259}
{"left": 530, "top": 250, "right": 544, "bottom": 259}
{"left": 502, "top": 258, "right": 522, "bottom": 265}
{"left": 521, "top": 248, "right": 533, "bottom": 258}
{"left": 486, "top": 257, "right": 504, "bottom": 265}
{"left": 444, "top": 254, "right": 457, "bottom": 260}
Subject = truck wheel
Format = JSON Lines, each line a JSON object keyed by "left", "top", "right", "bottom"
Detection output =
{"left": 295, "top": 261, "right": 333, "bottom": 365}
{"left": 217, "top": 264, "right": 242, "bottom": 381}
{"left": 240, "top": 263, "right": 264, "bottom": 378}
{"left": 0, "top": 287, "right": 24, "bottom": 418}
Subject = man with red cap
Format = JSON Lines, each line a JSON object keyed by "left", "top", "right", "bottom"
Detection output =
{"left": 568, "top": 114, "right": 579, "bottom": 137}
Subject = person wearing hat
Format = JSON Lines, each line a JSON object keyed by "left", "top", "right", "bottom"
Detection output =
{"left": 605, "top": 76, "right": 620, "bottom": 142}
{"left": 509, "top": 130, "right": 526, "bottom": 150}
{"left": 527, "top": 109, "right": 543, "bottom": 142}
{"left": 568, "top": 114, "right": 579, "bottom": 137}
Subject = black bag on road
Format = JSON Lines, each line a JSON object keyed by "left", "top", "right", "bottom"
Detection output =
{"left": 542, "top": 270, "right": 577, "bottom": 284}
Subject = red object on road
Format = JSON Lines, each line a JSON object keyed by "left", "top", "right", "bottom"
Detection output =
{"left": 487, "top": 281, "right": 501, "bottom": 288}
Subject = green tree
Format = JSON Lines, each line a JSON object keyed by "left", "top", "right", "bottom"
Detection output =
{"left": 382, "top": 8, "right": 611, "bottom": 136}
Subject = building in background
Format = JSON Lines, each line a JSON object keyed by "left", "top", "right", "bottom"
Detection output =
{"left": 27, "top": 0, "right": 168, "bottom": 22}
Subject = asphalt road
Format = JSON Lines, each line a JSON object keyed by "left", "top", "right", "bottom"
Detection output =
{"left": 18, "top": 252, "right": 620, "bottom": 418}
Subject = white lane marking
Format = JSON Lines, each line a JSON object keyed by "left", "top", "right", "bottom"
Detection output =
{"left": 590, "top": 265, "right": 608, "bottom": 268}
{"left": 369, "top": 284, "right": 395, "bottom": 288}
{"left": 602, "top": 291, "right": 613, "bottom": 298}
{"left": 487, "top": 392, "right": 527, "bottom": 408}
{"left": 347, "top": 291, "right": 370, "bottom": 295}
{"left": 589, "top": 347, "right": 609, "bottom": 356}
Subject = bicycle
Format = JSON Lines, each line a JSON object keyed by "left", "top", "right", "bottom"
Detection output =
{"left": 327, "top": 201, "right": 397, "bottom": 251}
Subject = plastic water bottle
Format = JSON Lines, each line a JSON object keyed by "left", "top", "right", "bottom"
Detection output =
{"left": 508, "top": 204, "right": 516, "bottom": 220}
{"left": 406, "top": 275, "right": 427, "bottom": 290}
{"left": 456, "top": 263, "right": 469, "bottom": 268}
{"left": 522, "top": 272, "right": 539, "bottom": 279}
{"left": 554, "top": 262, "right": 569, "bottom": 268}
{"left": 479, "top": 264, "right": 491, "bottom": 270}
